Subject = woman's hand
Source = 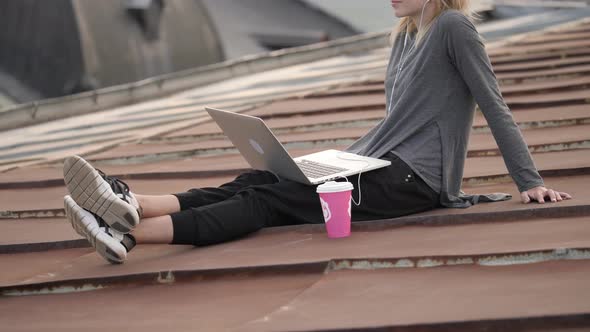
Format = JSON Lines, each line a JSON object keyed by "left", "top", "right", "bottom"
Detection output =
{"left": 520, "top": 186, "right": 572, "bottom": 204}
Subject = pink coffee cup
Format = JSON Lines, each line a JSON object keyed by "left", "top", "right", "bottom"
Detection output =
{"left": 316, "top": 181, "right": 354, "bottom": 238}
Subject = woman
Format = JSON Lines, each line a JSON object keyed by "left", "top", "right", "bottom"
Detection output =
{"left": 63, "top": 0, "right": 571, "bottom": 264}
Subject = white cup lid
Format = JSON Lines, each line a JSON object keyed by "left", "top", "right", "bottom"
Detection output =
{"left": 316, "top": 181, "right": 353, "bottom": 193}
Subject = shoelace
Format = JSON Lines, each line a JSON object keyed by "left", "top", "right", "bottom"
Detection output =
{"left": 97, "top": 169, "right": 131, "bottom": 204}
{"left": 90, "top": 211, "right": 136, "bottom": 251}
{"left": 90, "top": 212, "right": 110, "bottom": 234}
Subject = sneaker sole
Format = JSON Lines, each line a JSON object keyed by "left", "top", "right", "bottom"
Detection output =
{"left": 63, "top": 156, "right": 139, "bottom": 234}
{"left": 64, "top": 196, "right": 127, "bottom": 264}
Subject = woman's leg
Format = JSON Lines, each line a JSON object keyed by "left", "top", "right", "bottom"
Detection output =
{"left": 130, "top": 215, "right": 174, "bottom": 244}
{"left": 63, "top": 155, "right": 280, "bottom": 263}
{"left": 165, "top": 153, "right": 439, "bottom": 247}
{"left": 169, "top": 179, "right": 324, "bottom": 246}
{"left": 134, "top": 194, "right": 180, "bottom": 218}
{"left": 64, "top": 153, "right": 438, "bottom": 264}
{"left": 128, "top": 170, "right": 282, "bottom": 219}
{"left": 172, "top": 170, "right": 279, "bottom": 211}
{"left": 116, "top": 170, "right": 282, "bottom": 243}
{"left": 102, "top": 169, "right": 292, "bottom": 246}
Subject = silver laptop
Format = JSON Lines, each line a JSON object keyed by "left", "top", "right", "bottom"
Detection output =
{"left": 205, "top": 107, "right": 391, "bottom": 185}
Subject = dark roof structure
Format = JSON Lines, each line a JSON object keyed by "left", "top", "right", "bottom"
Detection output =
{"left": 201, "top": 0, "right": 358, "bottom": 58}
{"left": 1, "top": 13, "right": 590, "bottom": 332}
{"left": 0, "top": 0, "right": 223, "bottom": 101}
{"left": 0, "top": 0, "right": 361, "bottom": 104}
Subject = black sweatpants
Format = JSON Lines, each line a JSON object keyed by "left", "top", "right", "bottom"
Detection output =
{"left": 171, "top": 153, "right": 439, "bottom": 246}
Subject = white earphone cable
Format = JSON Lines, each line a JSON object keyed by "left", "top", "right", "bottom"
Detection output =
{"left": 335, "top": 152, "right": 371, "bottom": 207}
{"left": 334, "top": 1, "right": 430, "bottom": 207}
{"left": 387, "top": 0, "right": 430, "bottom": 114}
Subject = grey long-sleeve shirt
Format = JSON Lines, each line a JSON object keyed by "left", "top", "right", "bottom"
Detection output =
{"left": 346, "top": 10, "right": 544, "bottom": 208}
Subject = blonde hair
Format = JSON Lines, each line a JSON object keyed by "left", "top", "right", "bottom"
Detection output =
{"left": 392, "top": 0, "right": 473, "bottom": 45}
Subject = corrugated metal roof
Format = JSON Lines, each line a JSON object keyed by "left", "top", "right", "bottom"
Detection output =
{"left": 1, "top": 14, "right": 590, "bottom": 332}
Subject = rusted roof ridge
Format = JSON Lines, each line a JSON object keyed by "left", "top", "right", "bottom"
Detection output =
{"left": 159, "top": 114, "right": 587, "bottom": 143}
{"left": 278, "top": 78, "right": 590, "bottom": 98}
{"left": 500, "top": 75, "right": 590, "bottom": 94}
{"left": 246, "top": 97, "right": 384, "bottom": 118}
{"left": 328, "top": 248, "right": 590, "bottom": 270}
{"left": 520, "top": 31, "right": 590, "bottom": 45}
{"left": 86, "top": 136, "right": 590, "bottom": 163}
{"left": 491, "top": 47, "right": 590, "bottom": 64}
{"left": 83, "top": 124, "right": 590, "bottom": 163}
{"left": 476, "top": 104, "right": 590, "bottom": 129}
{"left": 473, "top": 117, "right": 590, "bottom": 132}
{"left": 0, "top": 106, "right": 220, "bottom": 151}
{"left": 0, "top": 262, "right": 328, "bottom": 297}
{"left": 159, "top": 115, "right": 384, "bottom": 142}
{"left": 86, "top": 146, "right": 240, "bottom": 165}
{"left": 306, "top": 75, "right": 590, "bottom": 95}
{"left": 0, "top": 209, "right": 64, "bottom": 219}
{"left": 295, "top": 314, "right": 590, "bottom": 332}
{"left": 351, "top": 204, "right": 590, "bottom": 230}
{"left": 493, "top": 55, "right": 590, "bottom": 72}
{"left": 0, "top": 115, "right": 590, "bottom": 170}
{"left": 284, "top": 70, "right": 590, "bottom": 97}
{"left": 487, "top": 40, "right": 590, "bottom": 57}
{"left": 249, "top": 103, "right": 384, "bottom": 120}
{"left": 463, "top": 166, "right": 590, "bottom": 186}
{"left": 161, "top": 106, "right": 590, "bottom": 142}
{"left": 0, "top": 135, "right": 135, "bottom": 165}
{"left": 86, "top": 144, "right": 588, "bottom": 170}
{"left": 162, "top": 105, "right": 589, "bottom": 139}
{"left": 500, "top": 18, "right": 590, "bottom": 43}
{"left": 305, "top": 85, "right": 385, "bottom": 98}
{"left": 0, "top": 239, "right": 88, "bottom": 255}
{"left": 468, "top": 140, "right": 590, "bottom": 157}
{"left": 87, "top": 120, "right": 590, "bottom": 155}
{"left": 144, "top": 132, "right": 226, "bottom": 144}
{"left": 0, "top": 168, "right": 248, "bottom": 190}
{"left": 504, "top": 90, "right": 590, "bottom": 105}
{"left": 3, "top": 202, "right": 589, "bottom": 253}
{"left": 1, "top": 156, "right": 589, "bottom": 190}
{"left": 546, "top": 23, "right": 590, "bottom": 35}
{"left": 2, "top": 248, "right": 589, "bottom": 297}
{"left": 496, "top": 64, "right": 590, "bottom": 80}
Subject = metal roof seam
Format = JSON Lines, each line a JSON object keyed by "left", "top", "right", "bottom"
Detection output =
{"left": 3, "top": 248, "right": 590, "bottom": 297}
{"left": 3, "top": 202, "right": 589, "bottom": 254}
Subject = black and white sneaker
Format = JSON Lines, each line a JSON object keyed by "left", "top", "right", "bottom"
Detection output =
{"left": 64, "top": 196, "right": 136, "bottom": 264}
{"left": 63, "top": 155, "right": 140, "bottom": 234}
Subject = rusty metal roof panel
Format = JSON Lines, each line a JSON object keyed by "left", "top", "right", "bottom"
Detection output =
{"left": 0, "top": 148, "right": 589, "bottom": 193}
{"left": 2, "top": 15, "right": 590, "bottom": 332}
{"left": 2, "top": 260, "right": 590, "bottom": 331}
{"left": 240, "top": 260, "right": 590, "bottom": 331}
{"left": 2, "top": 212, "right": 590, "bottom": 286}
{"left": 1, "top": 173, "right": 588, "bottom": 226}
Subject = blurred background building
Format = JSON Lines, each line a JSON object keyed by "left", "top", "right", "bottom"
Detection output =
{"left": 0, "top": 0, "right": 359, "bottom": 104}
{"left": 0, "top": 0, "right": 588, "bottom": 106}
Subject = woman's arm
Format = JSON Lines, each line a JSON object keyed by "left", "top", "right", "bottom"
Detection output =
{"left": 443, "top": 12, "right": 571, "bottom": 203}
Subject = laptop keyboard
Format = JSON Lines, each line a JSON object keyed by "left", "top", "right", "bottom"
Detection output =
{"left": 296, "top": 159, "right": 348, "bottom": 179}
